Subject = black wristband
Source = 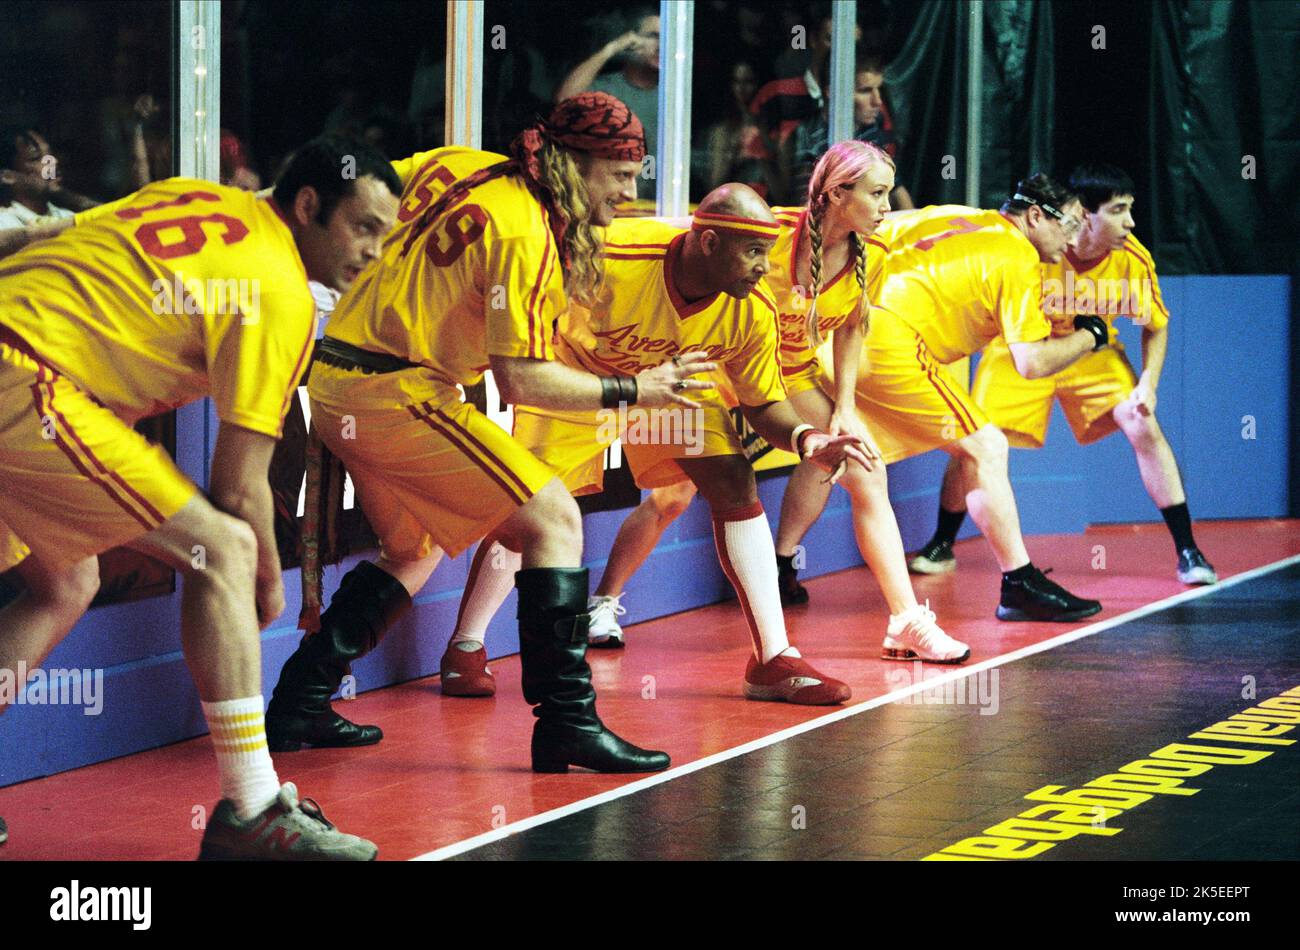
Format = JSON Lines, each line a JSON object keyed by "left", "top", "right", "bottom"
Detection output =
{"left": 600, "top": 376, "right": 621, "bottom": 409}
{"left": 618, "top": 375, "right": 638, "bottom": 406}
{"left": 1074, "top": 315, "right": 1108, "bottom": 350}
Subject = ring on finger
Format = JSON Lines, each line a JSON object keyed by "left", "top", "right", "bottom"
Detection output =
{"left": 671, "top": 354, "right": 682, "bottom": 367}
{"left": 672, "top": 380, "right": 688, "bottom": 392}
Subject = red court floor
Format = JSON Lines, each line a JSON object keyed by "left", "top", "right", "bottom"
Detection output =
{"left": 0, "top": 518, "right": 1296, "bottom": 861}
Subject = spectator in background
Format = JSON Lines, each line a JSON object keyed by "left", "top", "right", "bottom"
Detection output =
{"left": 749, "top": 13, "right": 840, "bottom": 203}
{"left": 703, "top": 61, "right": 774, "bottom": 196}
{"left": 0, "top": 127, "right": 97, "bottom": 229}
{"left": 219, "top": 129, "right": 262, "bottom": 191}
{"left": 788, "top": 52, "right": 915, "bottom": 208}
{"left": 555, "top": 7, "right": 659, "bottom": 192}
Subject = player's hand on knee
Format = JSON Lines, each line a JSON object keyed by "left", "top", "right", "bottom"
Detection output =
{"left": 800, "top": 431, "right": 870, "bottom": 482}
{"left": 829, "top": 408, "right": 882, "bottom": 467}
{"left": 255, "top": 575, "right": 286, "bottom": 630}
{"left": 636, "top": 351, "right": 717, "bottom": 408}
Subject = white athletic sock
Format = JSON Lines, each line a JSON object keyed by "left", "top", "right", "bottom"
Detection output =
{"left": 202, "top": 696, "right": 281, "bottom": 821}
{"left": 712, "top": 503, "right": 791, "bottom": 664}
{"left": 451, "top": 540, "right": 520, "bottom": 648}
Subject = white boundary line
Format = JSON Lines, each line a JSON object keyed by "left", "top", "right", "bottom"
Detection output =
{"left": 413, "top": 552, "right": 1300, "bottom": 861}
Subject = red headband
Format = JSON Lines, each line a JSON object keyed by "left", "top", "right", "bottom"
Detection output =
{"left": 541, "top": 92, "right": 646, "bottom": 162}
{"left": 691, "top": 211, "right": 781, "bottom": 239}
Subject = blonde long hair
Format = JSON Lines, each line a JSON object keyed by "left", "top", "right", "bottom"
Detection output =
{"left": 538, "top": 143, "right": 604, "bottom": 306}
{"left": 803, "top": 140, "right": 894, "bottom": 347}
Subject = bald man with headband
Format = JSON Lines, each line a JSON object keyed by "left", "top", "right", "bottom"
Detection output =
{"left": 447, "top": 184, "right": 870, "bottom": 708}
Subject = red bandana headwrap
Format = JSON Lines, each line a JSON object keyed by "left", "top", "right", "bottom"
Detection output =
{"left": 400, "top": 93, "right": 645, "bottom": 271}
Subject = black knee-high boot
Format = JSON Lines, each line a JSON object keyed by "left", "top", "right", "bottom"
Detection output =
{"left": 266, "top": 561, "right": 411, "bottom": 751}
{"left": 516, "top": 567, "right": 670, "bottom": 773}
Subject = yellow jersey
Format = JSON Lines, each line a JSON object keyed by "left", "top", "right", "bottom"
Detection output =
{"left": 872, "top": 205, "right": 1052, "bottom": 363}
{"left": 557, "top": 218, "right": 787, "bottom": 408}
{"left": 0, "top": 178, "right": 316, "bottom": 436}
{"left": 324, "top": 147, "right": 565, "bottom": 393}
{"left": 766, "top": 206, "right": 887, "bottom": 377}
{"left": 1040, "top": 234, "right": 1169, "bottom": 341}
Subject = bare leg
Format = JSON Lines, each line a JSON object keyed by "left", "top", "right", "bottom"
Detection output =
{"left": 594, "top": 481, "right": 696, "bottom": 597}
{"left": 774, "top": 460, "right": 835, "bottom": 557}
{"left": 1113, "top": 401, "right": 1185, "bottom": 508}
{"left": 377, "top": 549, "right": 443, "bottom": 597}
{"left": 0, "top": 555, "right": 100, "bottom": 713}
{"left": 946, "top": 424, "right": 1030, "bottom": 572}
{"left": 939, "top": 454, "right": 967, "bottom": 512}
{"left": 127, "top": 496, "right": 264, "bottom": 702}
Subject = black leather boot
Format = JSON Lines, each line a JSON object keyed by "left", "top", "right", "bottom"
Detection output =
{"left": 266, "top": 561, "right": 411, "bottom": 751}
{"left": 516, "top": 567, "right": 670, "bottom": 774}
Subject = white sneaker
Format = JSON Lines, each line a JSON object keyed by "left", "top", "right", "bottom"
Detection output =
{"left": 882, "top": 601, "right": 970, "bottom": 664}
{"left": 587, "top": 594, "right": 627, "bottom": 648}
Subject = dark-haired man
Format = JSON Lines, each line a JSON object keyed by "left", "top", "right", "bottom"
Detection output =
{"left": 0, "top": 126, "right": 98, "bottom": 229}
{"left": 911, "top": 164, "right": 1216, "bottom": 585}
{"left": 0, "top": 135, "right": 400, "bottom": 859}
{"left": 780, "top": 175, "right": 1106, "bottom": 624}
{"left": 446, "top": 184, "right": 868, "bottom": 707}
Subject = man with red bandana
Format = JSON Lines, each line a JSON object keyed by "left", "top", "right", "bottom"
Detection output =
{"left": 266, "top": 94, "right": 706, "bottom": 774}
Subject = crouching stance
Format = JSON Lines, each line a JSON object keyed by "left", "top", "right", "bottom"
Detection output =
{"left": 267, "top": 94, "right": 682, "bottom": 773}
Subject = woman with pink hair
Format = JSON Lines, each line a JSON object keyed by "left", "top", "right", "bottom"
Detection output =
{"left": 584, "top": 141, "right": 969, "bottom": 664}
{"left": 765, "top": 140, "right": 968, "bottom": 663}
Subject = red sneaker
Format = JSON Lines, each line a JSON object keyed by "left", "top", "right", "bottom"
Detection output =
{"left": 439, "top": 642, "right": 496, "bottom": 697}
{"left": 744, "top": 652, "right": 850, "bottom": 705}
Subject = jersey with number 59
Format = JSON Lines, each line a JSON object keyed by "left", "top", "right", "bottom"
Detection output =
{"left": 0, "top": 178, "right": 317, "bottom": 435}
{"left": 872, "top": 205, "right": 1051, "bottom": 364}
{"left": 322, "top": 147, "right": 566, "bottom": 402}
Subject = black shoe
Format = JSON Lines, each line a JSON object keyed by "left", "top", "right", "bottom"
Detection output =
{"left": 777, "top": 561, "right": 809, "bottom": 606}
{"left": 266, "top": 561, "right": 411, "bottom": 751}
{"left": 0, "top": 816, "right": 7, "bottom": 846}
{"left": 1177, "top": 548, "right": 1218, "bottom": 585}
{"left": 908, "top": 537, "right": 957, "bottom": 575}
{"left": 996, "top": 565, "right": 1102, "bottom": 622}
{"left": 517, "top": 568, "right": 670, "bottom": 774}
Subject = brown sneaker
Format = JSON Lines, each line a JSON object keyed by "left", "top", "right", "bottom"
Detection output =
{"left": 743, "top": 652, "right": 851, "bottom": 705}
{"left": 439, "top": 642, "right": 496, "bottom": 697}
{"left": 197, "top": 783, "right": 377, "bottom": 861}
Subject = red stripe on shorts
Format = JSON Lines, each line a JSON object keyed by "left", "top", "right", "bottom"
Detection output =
{"left": 407, "top": 404, "right": 528, "bottom": 506}
{"left": 31, "top": 368, "right": 159, "bottom": 531}
{"left": 914, "top": 335, "right": 977, "bottom": 436}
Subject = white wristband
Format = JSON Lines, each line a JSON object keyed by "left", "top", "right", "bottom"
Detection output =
{"left": 790, "top": 423, "right": 815, "bottom": 455}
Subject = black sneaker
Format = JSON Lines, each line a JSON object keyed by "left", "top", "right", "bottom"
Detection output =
{"left": 777, "top": 564, "right": 809, "bottom": 606}
{"left": 908, "top": 538, "right": 957, "bottom": 575}
{"left": 1177, "top": 548, "right": 1217, "bottom": 585}
{"left": 996, "top": 566, "right": 1102, "bottom": 622}
{"left": 0, "top": 816, "right": 7, "bottom": 846}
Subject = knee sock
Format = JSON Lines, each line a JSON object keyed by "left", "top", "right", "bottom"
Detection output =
{"left": 1159, "top": 502, "right": 1197, "bottom": 552}
{"left": 203, "top": 696, "right": 281, "bottom": 820}
{"left": 451, "top": 540, "right": 519, "bottom": 649}
{"left": 933, "top": 504, "right": 967, "bottom": 546}
{"left": 712, "top": 502, "right": 796, "bottom": 664}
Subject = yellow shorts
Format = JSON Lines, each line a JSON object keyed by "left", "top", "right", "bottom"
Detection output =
{"left": 512, "top": 397, "right": 744, "bottom": 496}
{"left": 0, "top": 330, "right": 196, "bottom": 571}
{"left": 779, "top": 354, "right": 830, "bottom": 398}
{"left": 854, "top": 308, "right": 989, "bottom": 464}
{"left": 973, "top": 337, "right": 1137, "bottom": 447}
{"left": 307, "top": 362, "right": 556, "bottom": 560}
